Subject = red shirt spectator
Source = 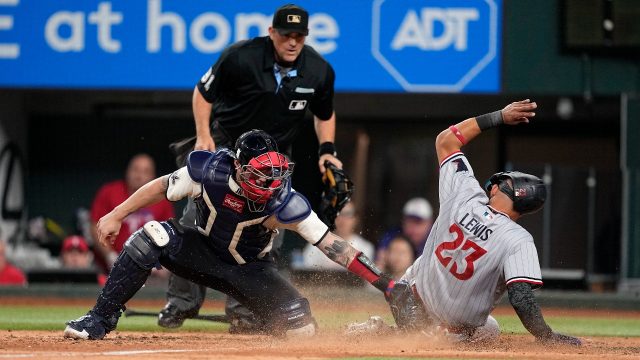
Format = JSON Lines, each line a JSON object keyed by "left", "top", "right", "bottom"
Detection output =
{"left": 90, "top": 154, "right": 175, "bottom": 270}
{"left": 0, "top": 240, "right": 26, "bottom": 286}
{"left": 91, "top": 180, "right": 174, "bottom": 252}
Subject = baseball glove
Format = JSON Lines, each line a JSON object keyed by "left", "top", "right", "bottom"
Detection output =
{"left": 319, "top": 160, "right": 354, "bottom": 229}
{"left": 169, "top": 136, "right": 197, "bottom": 167}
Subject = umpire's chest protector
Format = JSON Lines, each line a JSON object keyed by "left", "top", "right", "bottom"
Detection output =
{"left": 188, "top": 150, "right": 290, "bottom": 264}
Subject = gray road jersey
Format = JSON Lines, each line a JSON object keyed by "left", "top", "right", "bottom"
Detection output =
{"left": 405, "top": 152, "right": 542, "bottom": 328}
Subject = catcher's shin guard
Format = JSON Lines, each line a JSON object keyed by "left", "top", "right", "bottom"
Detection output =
{"left": 94, "top": 221, "right": 170, "bottom": 318}
{"left": 272, "top": 298, "right": 316, "bottom": 337}
{"left": 93, "top": 251, "right": 150, "bottom": 319}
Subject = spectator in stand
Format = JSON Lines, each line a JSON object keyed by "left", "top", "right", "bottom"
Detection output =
{"left": 375, "top": 197, "right": 433, "bottom": 269}
{"left": 301, "top": 201, "right": 374, "bottom": 270}
{"left": 0, "top": 237, "right": 26, "bottom": 286}
{"left": 60, "top": 235, "right": 107, "bottom": 286}
{"left": 90, "top": 154, "right": 175, "bottom": 272}
{"left": 383, "top": 234, "right": 416, "bottom": 280}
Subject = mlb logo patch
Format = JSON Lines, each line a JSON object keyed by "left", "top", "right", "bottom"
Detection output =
{"left": 287, "top": 14, "right": 301, "bottom": 23}
{"left": 515, "top": 188, "right": 527, "bottom": 197}
{"left": 223, "top": 194, "right": 244, "bottom": 214}
{"left": 289, "top": 100, "right": 307, "bottom": 110}
{"left": 483, "top": 211, "right": 494, "bottom": 220}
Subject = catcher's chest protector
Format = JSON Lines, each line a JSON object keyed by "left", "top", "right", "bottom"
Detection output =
{"left": 192, "top": 151, "right": 288, "bottom": 264}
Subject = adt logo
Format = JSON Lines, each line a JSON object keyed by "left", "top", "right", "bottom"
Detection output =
{"left": 372, "top": 0, "right": 499, "bottom": 92}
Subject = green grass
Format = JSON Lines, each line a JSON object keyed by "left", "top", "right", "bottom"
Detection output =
{"left": 0, "top": 305, "right": 638, "bottom": 337}
{"left": 495, "top": 314, "right": 640, "bottom": 337}
{"left": 0, "top": 306, "right": 228, "bottom": 332}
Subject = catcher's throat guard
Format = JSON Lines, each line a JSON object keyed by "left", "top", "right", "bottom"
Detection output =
{"left": 319, "top": 160, "right": 354, "bottom": 229}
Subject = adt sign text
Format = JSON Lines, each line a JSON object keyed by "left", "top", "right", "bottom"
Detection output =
{"left": 372, "top": 0, "right": 500, "bottom": 92}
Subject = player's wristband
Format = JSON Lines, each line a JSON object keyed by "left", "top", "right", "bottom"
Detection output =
{"left": 318, "top": 142, "right": 337, "bottom": 157}
{"left": 476, "top": 110, "right": 503, "bottom": 130}
{"left": 449, "top": 125, "right": 467, "bottom": 145}
{"left": 347, "top": 252, "right": 394, "bottom": 294}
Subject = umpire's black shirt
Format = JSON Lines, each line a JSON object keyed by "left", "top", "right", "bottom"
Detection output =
{"left": 197, "top": 36, "right": 335, "bottom": 150}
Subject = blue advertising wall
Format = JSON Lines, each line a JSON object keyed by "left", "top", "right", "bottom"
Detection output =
{"left": 0, "top": 0, "right": 501, "bottom": 92}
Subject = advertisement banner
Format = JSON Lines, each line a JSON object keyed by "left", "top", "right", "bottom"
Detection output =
{"left": 0, "top": 0, "right": 501, "bottom": 92}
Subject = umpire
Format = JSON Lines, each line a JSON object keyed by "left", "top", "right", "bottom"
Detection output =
{"left": 162, "top": 3, "right": 342, "bottom": 332}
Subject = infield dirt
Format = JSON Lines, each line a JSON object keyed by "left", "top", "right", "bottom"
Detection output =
{"left": 2, "top": 296, "right": 640, "bottom": 359}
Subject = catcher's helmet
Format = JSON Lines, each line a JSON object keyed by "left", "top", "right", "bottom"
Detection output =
{"left": 484, "top": 171, "right": 546, "bottom": 215}
{"left": 235, "top": 129, "right": 279, "bottom": 166}
{"left": 234, "top": 130, "right": 293, "bottom": 210}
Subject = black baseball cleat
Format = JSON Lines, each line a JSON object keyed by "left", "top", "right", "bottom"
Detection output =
{"left": 157, "top": 303, "right": 199, "bottom": 328}
{"left": 64, "top": 310, "right": 121, "bottom": 340}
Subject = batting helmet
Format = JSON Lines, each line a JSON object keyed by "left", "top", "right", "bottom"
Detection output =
{"left": 484, "top": 171, "right": 546, "bottom": 215}
{"left": 234, "top": 130, "right": 294, "bottom": 210}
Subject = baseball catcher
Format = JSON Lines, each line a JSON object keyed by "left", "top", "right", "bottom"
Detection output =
{"left": 64, "top": 130, "right": 393, "bottom": 340}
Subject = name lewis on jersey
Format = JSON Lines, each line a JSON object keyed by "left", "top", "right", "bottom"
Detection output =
{"left": 458, "top": 213, "right": 493, "bottom": 241}
{"left": 223, "top": 194, "right": 244, "bottom": 214}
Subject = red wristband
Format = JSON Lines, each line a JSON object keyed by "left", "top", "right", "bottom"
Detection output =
{"left": 449, "top": 125, "right": 467, "bottom": 145}
{"left": 348, "top": 252, "right": 396, "bottom": 294}
{"left": 347, "top": 252, "right": 381, "bottom": 284}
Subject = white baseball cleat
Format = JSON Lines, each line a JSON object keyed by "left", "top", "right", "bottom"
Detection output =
{"left": 63, "top": 326, "right": 91, "bottom": 340}
{"left": 345, "top": 316, "right": 394, "bottom": 336}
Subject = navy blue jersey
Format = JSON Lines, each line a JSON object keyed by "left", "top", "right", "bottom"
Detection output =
{"left": 167, "top": 150, "right": 325, "bottom": 265}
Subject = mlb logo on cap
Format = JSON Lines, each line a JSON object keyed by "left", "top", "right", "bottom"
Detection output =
{"left": 287, "top": 14, "right": 301, "bottom": 23}
{"left": 272, "top": 4, "right": 309, "bottom": 36}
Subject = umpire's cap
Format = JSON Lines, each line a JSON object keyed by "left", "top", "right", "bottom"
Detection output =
{"left": 272, "top": 4, "right": 309, "bottom": 36}
{"left": 484, "top": 171, "right": 546, "bottom": 215}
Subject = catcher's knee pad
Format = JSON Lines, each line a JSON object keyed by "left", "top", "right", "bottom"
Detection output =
{"left": 273, "top": 298, "right": 315, "bottom": 336}
{"left": 123, "top": 221, "right": 170, "bottom": 270}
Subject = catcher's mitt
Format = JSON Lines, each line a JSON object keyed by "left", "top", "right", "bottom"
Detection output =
{"left": 169, "top": 136, "right": 197, "bottom": 167}
{"left": 319, "top": 160, "right": 354, "bottom": 229}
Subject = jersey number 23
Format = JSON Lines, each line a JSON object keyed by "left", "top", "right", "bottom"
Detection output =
{"left": 435, "top": 223, "right": 487, "bottom": 280}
